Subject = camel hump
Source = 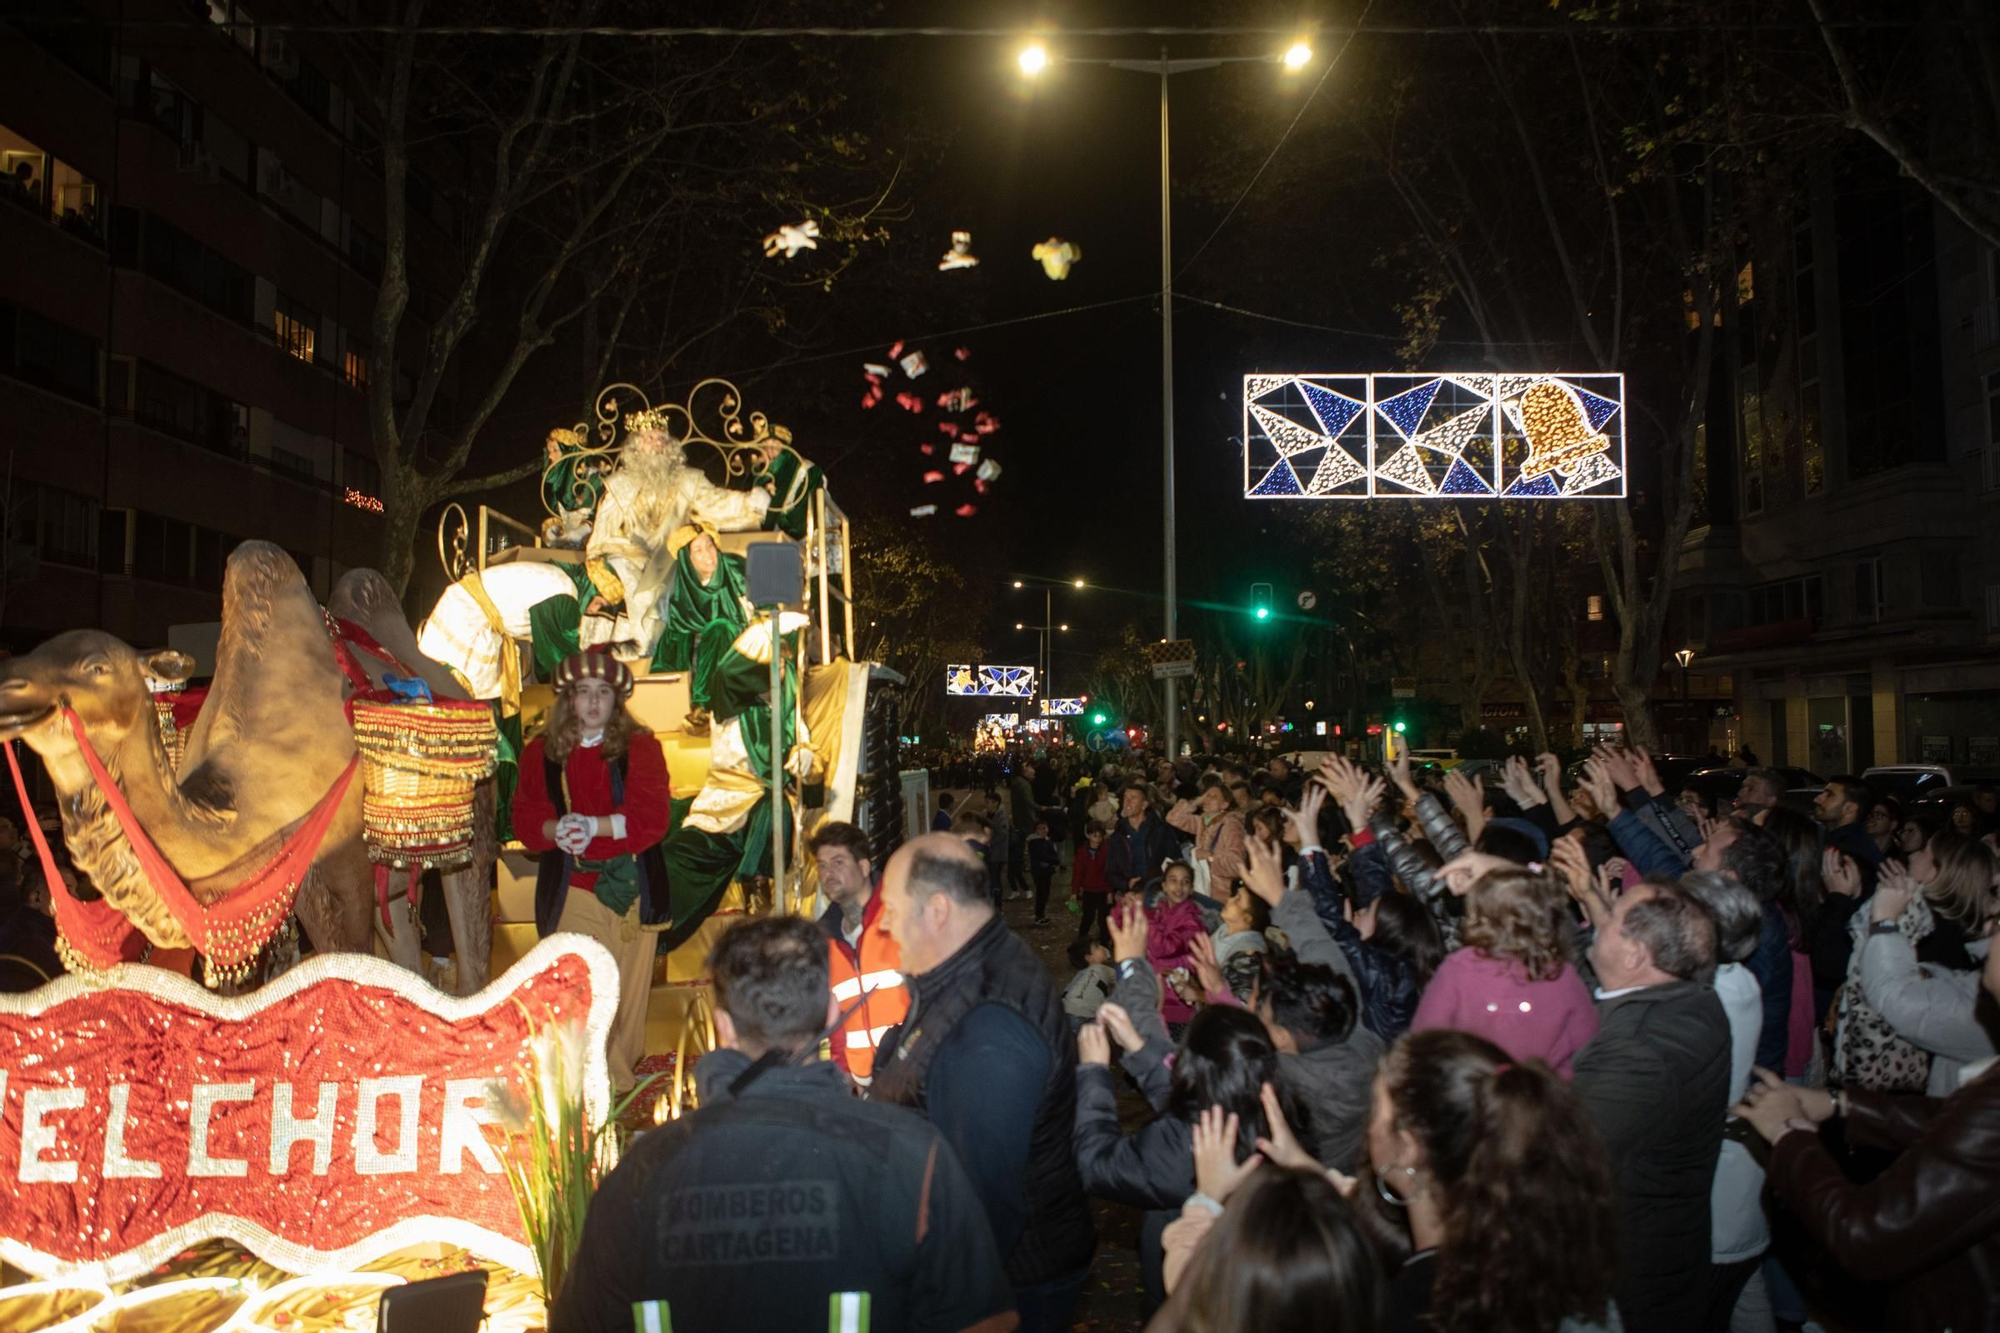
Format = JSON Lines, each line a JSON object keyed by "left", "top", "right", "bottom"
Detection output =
{"left": 179, "top": 543, "right": 353, "bottom": 785}
{"left": 329, "top": 568, "right": 472, "bottom": 702}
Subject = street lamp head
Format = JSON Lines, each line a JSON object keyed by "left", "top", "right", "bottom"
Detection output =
{"left": 1072, "top": 578, "right": 1085, "bottom": 589}
{"left": 1675, "top": 647, "right": 1696, "bottom": 668}
{"left": 1282, "top": 41, "right": 1313, "bottom": 70}
{"left": 1012, "top": 579, "right": 1024, "bottom": 588}
{"left": 1014, "top": 622, "right": 1025, "bottom": 630}
{"left": 1059, "top": 623, "right": 1069, "bottom": 632}
{"left": 1018, "top": 43, "right": 1049, "bottom": 75}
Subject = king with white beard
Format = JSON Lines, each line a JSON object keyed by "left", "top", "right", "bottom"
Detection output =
{"left": 585, "top": 422, "right": 771, "bottom": 662}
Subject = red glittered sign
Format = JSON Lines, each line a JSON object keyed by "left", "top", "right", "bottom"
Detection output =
{"left": 0, "top": 935, "right": 617, "bottom": 1283}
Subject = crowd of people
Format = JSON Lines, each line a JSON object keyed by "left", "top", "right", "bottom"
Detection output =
{"left": 555, "top": 737, "right": 2000, "bottom": 1332}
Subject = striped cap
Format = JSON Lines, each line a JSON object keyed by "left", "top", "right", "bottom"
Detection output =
{"left": 552, "top": 650, "right": 634, "bottom": 699}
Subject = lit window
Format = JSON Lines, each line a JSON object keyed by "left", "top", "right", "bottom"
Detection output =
{"left": 343, "top": 346, "right": 369, "bottom": 389}
{"left": 273, "top": 294, "right": 318, "bottom": 364}
{"left": 1586, "top": 594, "right": 1604, "bottom": 621}
{"left": 1735, "top": 261, "right": 1754, "bottom": 305}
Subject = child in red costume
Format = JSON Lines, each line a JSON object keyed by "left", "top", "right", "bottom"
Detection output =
{"left": 511, "top": 652, "right": 671, "bottom": 1094}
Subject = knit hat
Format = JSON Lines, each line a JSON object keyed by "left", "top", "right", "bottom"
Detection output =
{"left": 1484, "top": 815, "right": 1550, "bottom": 862}
{"left": 552, "top": 650, "right": 634, "bottom": 700}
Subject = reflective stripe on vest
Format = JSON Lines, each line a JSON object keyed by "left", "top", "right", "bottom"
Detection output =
{"left": 831, "top": 969, "right": 904, "bottom": 1004}
{"left": 830, "top": 1291, "right": 871, "bottom": 1333}
{"left": 633, "top": 1300, "right": 670, "bottom": 1332}
{"left": 843, "top": 1024, "right": 897, "bottom": 1050}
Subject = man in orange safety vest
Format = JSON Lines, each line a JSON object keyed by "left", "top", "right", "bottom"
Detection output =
{"left": 811, "top": 821, "right": 910, "bottom": 1085}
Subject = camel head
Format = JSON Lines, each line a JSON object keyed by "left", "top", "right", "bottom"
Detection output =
{"left": 0, "top": 630, "right": 193, "bottom": 768}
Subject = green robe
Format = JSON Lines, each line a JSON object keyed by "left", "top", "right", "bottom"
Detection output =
{"left": 649, "top": 543, "right": 748, "bottom": 675}
{"left": 657, "top": 621, "right": 804, "bottom": 949}
{"left": 757, "top": 448, "right": 823, "bottom": 541}
{"left": 542, "top": 448, "right": 608, "bottom": 527}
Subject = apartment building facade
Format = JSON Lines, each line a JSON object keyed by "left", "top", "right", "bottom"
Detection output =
{"left": 1676, "top": 151, "right": 2000, "bottom": 776}
{"left": 0, "top": 0, "right": 466, "bottom": 653}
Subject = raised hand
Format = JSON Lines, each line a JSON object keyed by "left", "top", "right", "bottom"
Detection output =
{"left": 1252, "top": 1080, "right": 1321, "bottom": 1173}
{"left": 1387, "top": 751, "right": 1418, "bottom": 803}
{"left": 1242, "top": 835, "right": 1286, "bottom": 908}
{"left": 1536, "top": 751, "right": 1564, "bottom": 790}
{"left": 1192, "top": 1105, "right": 1262, "bottom": 1204}
{"left": 1822, "top": 847, "right": 1862, "bottom": 899}
{"left": 1292, "top": 783, "right": 1328, "bottom": 848}
{"left": 1077, "top": 1020, "right": 1111, "bottom": 1066}
{"left": 1548, "top": 833, "right": 1593, "bottom": 904}
{"left": 1096, "top": 1001, "right": 1147, "bottom": 1053}
{"left": 1436, "top": 848, "right": 1518, "bottom": 896}
{"left": 1109, "top": 900, "right": 1150, "bottom": 962}
{"left": 1631, "top": 747, "right": 1666, "bottom": 797}
{"left": 1871, "top": 862, "right": 1920, "bottom": 924}
{"left": 1187, "top": 932, "right": 1226, "bottom": 997}
{"left": 1579, "top": 756, "right": 1619, "bottom": 817}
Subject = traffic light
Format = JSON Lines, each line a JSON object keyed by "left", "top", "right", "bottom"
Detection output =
{"left": 1393, "top": 720, "right": 1407, "bottom": 734}
{"left": 1091, "top": 711, "right": 1107, "bottom": 725}
{"left": 1250, "top": 582, "right": 1273, "bottom": 620}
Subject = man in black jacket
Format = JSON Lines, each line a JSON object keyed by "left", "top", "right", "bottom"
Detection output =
{"left": 872, "top": 834, "right": 1097, "bottom": 1333}
{"left": 1104, "top": 783, "right": 1175, "bottom": 903}
{"left": 554, "top": 916, "right": 1016, "bottom": 1333}
{"left": 1573, "top": 881, "right": 1732, "bottom": 1333}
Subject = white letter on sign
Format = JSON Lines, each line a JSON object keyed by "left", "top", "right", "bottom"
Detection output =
{"left": 354, "top": 1076, "right": 422, "bottom": 1175}
{"left": 187, "top": 1081, "right": 256, "bottom": 1177}
{"left": 270, "top": 1082, "right": 338, "bottom": 1176}
{"left": 104, "top": 1084, "right": 163, "bottom": 1179}
{"left": 20, "top": 1086, "right": 85, "bottom": 1183}
{"left": 439, "top": 1079, "right": 502, "bottom": 1175}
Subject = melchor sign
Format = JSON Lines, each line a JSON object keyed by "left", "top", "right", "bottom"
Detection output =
{"left": 0, "top": 936, "right": 616, "bottom": 1283}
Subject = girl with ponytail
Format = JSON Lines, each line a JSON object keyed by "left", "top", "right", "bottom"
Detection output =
{"left": 1355, "top": 1029, "right": 1620, "bottom": 1333}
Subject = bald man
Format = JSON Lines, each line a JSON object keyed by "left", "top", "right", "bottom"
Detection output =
{"left": 870, "top": 835, "right": 1096, "bottom": 1333}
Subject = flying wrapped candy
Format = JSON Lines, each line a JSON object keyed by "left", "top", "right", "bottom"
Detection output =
{"left": 938, "top": 230, "right": 980, "bottom": 271}
{"left": 922, "top": 470, "right": 944, "bottom": 484}
{"left": 976, "top": 458, "right": 1002, "bottom": 483}
{"left": 954, "top": 346, "right": 971, "bottom": 361}
{"left": 861, "top": 381, "right": 884, "bottom": 409}
{"left": 899, "top": 350, "right": 929, "bottom": 378}
{"left": 1031, "top": 236, "right": 1082, "bottom": 280}
{"left": 938, "top": 421, "right": 958, "bottom": 435}
{"left": 919, "top": 442, "right": 935, "bottom": 455}
{"left": 937, "top": 387, "right": 978, "bottom": 413}
{"left": 910, "top": 504, "right": 937, "bottom": 517}
{"left": 949, "top": 441, "right": 980, "bottom": 466}
{"left": 973, "top": 411, "right": 1000, "bottom": 435}
{"left": 762, "top": 219, "right": 820, "bottom": 259}
{"left": 895, "top": 392, "right": 925, "bottom": 414}
{"left": 863, "top": 362, "right": 891, "bottom": 378}
{"left": 887, "top": 340, "right": 905, "bottom": 358}
{"left": 955, "top": 504, "right": 978, "bottom": 517}
{"left": 975, "top": 479, "right": 990, "bottom": 494}
{"left": 952, "top": 462, "right": 972, "bottom": 475}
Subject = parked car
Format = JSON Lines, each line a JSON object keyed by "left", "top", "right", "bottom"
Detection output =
{"left": 1689, "top": 765, "right": 1824, "bottom": 811}
{"left": 1862, "top": 765, "right": 2000, "bottom": 807}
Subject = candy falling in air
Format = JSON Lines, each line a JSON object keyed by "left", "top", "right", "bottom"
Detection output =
{"left": 899, "top": 350, "right": 930, "bottom": 378}
{"left": 954, "top": 346, "right": 971, "bottom": 361}
{"left": 949, "top": 442, "right": 980, "bottom": 466}
{"left": 1031, "top": 237, "right": 1082, "bottom": 280}
{"left": 938, "top": 230, "right": 980, "bottom": 271}
{"left": 922, "top": 470, "right": 945, "bottom": 484}
{"left": 955, "top": 504, "right": 978, "bottom": 517}
{"left": 910, "top": 504, "right": 938, "bottom": 517}
{"left": 976, "top": 458, "right": 1002, "bottom": 483}
{"left": 761, "top": 219, "right": 820, "bottom": 259}
{"left": 937, "top": 387, "right": 977, "bottom": 413}
{"left": 895, "top": 392, "right": 925, "bottom": 414}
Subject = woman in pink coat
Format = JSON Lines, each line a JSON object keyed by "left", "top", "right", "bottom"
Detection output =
{"left": 1411, "top": 865, "right": 1599, "bottom": 1076}
{"left": 1146, "top": 861, "right": 1209, "bottom": 1029}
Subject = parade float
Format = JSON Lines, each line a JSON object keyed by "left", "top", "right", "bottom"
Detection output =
{"left": 0, "top": 377, "right": 907, "bottom": 1330}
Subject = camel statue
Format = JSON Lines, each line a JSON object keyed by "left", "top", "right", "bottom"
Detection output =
{"left": 0, "top": 541, "right": 495, "bottom": 994}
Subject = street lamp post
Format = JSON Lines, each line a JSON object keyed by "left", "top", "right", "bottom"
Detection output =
{"left": 1674, "top": 647, "right": 1695, "bottom": 753}
{"left": 1019, "top": 40, "right": 1310, "bottom": 761}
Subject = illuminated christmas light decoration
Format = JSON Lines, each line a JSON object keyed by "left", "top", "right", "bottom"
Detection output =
{"left": 1241, "top": 372, "right": 1625, "bottom": 500}
{"left": 343, "top": 487, "right": 385, "bottom": 513}
{"left": 1040, "top": 696, "right": 1088, "bottom": 716}
{"left": 983, "top": 713, "right": 1022, "bottom": 729}
{"left": 945, "top": 664, "right": 1037, "bottom": 697}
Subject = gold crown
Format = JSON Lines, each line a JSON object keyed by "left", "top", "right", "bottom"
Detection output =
{"left": 624, "top": 406, "right": 671, "bottom": 434}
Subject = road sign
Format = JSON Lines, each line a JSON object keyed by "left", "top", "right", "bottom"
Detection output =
{"left": 1147, "top": 639, "right": 1197, "bottom": 681}
{"left": 1391, "top": 676, "right": 1417, "bottom": 698}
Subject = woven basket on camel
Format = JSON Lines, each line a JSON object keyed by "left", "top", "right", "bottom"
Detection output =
{"left": 352, "top": 698, "right": 499, "bottom": 873}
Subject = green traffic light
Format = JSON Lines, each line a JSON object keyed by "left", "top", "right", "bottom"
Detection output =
{"left": 1254, "top": 606, "right": 1270, "bottom": 620}
{"left": 1393, "top": 720, "right": 1407, "bottom": 733}
{"left": 1092, "top": 712, "right": 1107, "bottom": 725}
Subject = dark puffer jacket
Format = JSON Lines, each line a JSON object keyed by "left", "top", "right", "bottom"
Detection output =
{"left": 1300, "top": 845, "right": 1425, "bottom": 1041}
